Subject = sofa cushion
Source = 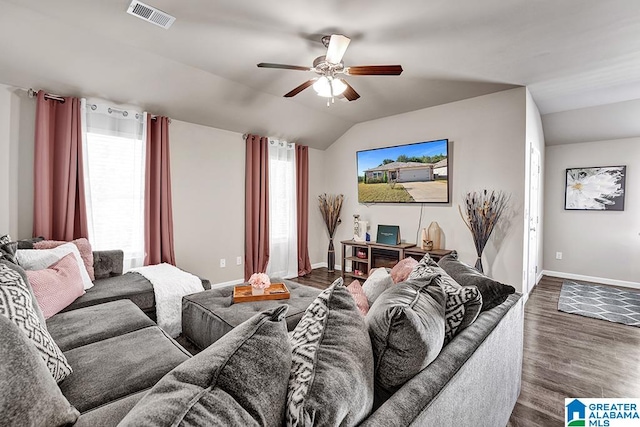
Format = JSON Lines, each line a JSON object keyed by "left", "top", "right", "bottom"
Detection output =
{"left": 26, "top": 253, "right": 86, "bottom": 319}
{"left": 0, "top": 262, "right": 72, "bottom": 382}
{"left": 46, "top": 300, "right": 155, "bottom": 352}
{"left": 362, "top": 267, "right": 394, "bottom": 305}
{"left": 59, "top": 326, "right": 190, "bottom": 413}
{"left": 74, "top": 390, "right": 148, "bottom": 427}
{"left": 286, "top": 278, "right": 374, "bottom": 427}
{"left": 119, "top": 306, "right": 292, "bottom": 427}
{"left": 63, "top": 272, "right": 155, "bottom": 314}
{"left": 0, "top": 315, "right": 79, "bottom": 427}
{"left": 438, "top": 251, "right": 515, "bottom": 311}
{"left": 410, "top": 254, "right": 482, "bottom": 343}
{"left": 182, "top": 280, "right": 321, "bottom": 349}
{"left": 16, "top": 243, "right": 94, "bottom": 290}
{"left": 366, "top": 276, "right": 445, "bottom": 404}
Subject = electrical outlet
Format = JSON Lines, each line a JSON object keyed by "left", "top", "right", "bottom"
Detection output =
{"left": 555, "top": 252, "right": 563, "bottom": 260}
{"left": 220, "top": 258, "right": 226, "bottom": 268}
{"left": 236, "top": 256, "right": 242, "bottom": 265}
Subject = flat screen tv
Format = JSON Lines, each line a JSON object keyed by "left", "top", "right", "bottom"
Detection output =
{"left": 356, "top": 139, "right": 449, "bottom": 204}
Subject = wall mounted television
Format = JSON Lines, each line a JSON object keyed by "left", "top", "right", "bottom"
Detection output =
{"left": 356, "top": 139, "right": 449, "bottom": 204}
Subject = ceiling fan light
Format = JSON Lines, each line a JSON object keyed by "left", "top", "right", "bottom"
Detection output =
{"left": 313, "top": 76, "right": 347, "bottom": 97}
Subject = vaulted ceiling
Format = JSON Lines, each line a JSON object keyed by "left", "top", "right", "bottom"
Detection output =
{"left": 1, "top": 0, "right": 639, "bottom": 149}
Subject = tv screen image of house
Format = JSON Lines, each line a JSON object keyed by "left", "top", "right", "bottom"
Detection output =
{"left": 356, "top": 139, "right": 449, "bottom": 203}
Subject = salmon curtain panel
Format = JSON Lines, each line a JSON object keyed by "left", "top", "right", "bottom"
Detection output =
{"left": 296, "top": 145, "right": 312, "bottom": 276}
{"left": 144, "top": 116, "right": 176, "bottom": 265}
{"left": 245, "top": 134, "right": 270, "bottom": 280}
{"left": 33, "top": 92, "right": 88, "bottom": 241}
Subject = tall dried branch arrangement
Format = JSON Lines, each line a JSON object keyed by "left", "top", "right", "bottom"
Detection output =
{"left": 318, "top": 193, "right": 344, "bottom": 238}
{"left": 458, "top": 190, "right": 510, "bottom": 272}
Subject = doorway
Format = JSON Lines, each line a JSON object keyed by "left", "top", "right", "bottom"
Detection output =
{"left": 526, "top": 144, "right": 541, "bottom": 294}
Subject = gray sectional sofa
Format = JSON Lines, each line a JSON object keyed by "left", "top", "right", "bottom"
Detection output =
{"left": 3, "top": 246, "right": 524, "bottom": 426}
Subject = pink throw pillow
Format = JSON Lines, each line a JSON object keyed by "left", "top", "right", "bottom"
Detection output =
{"left": 26, "top": 253, "right": 86, "bottom": 319}
{"left": 34, "top": 238, "right": 95, "bottom": 281}
{"left": 391, "top": 257, "right": 419, "bottom": 284}
{"left": 347, "top": 279, "right": 370, "bottom": 316}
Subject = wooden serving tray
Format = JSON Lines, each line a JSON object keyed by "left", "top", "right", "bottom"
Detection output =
{"left": 233, "top": 283, "right": 291, "bottom": 303}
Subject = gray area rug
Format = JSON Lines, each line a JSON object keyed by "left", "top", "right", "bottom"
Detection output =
{"left": 558, "top": 281, "right": 640, "bottom": 327}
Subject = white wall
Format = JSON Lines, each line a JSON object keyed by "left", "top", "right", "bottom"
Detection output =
{"left": 307, "top": 147, "right": 326, "bottom": 267}
{"left": 169, "top": 120, "right": 245, "bottom": 284}
{"left": 170, "top": 120, "right": 327, "bottom": 285}
{"left": 525, "top": 89, "right": 546, "bottom": 290}
{"left": 324, "top": 88, "right": 528, "bottom": 291}
{"left": 543, "top": 138, "right": 640, "bottom": 286}
{"left": 0, "top": 84, "right": 35, "bottom": 239}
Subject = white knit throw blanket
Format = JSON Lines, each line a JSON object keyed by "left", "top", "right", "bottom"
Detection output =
{"left": 129, "top": 263, "right": 204, "bottom": 338}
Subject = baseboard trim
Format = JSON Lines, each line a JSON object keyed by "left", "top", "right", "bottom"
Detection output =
{"left": 541, "top": 270, "right": 640, "bottom": 290}
{"left": 209, "top": 278, "right": 245, "bottom": 289}
{"left": 311, "top": 262, "right": 327, "bottom": 269}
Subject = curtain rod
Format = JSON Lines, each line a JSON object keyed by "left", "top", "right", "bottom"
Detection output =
{"left": 28, "top": 88, "right": 65, "bottom": 103}
{"left": 27, "top": 88, "right": 170, "bottom": 123}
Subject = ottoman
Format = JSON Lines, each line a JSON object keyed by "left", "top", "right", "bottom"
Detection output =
{"left": 182, "top": 280, "right": 322, "bottom": 350}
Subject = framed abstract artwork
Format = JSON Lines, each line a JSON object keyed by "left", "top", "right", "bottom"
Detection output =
{"left": 564, "top": 166, "right": 626, "bottom": 211}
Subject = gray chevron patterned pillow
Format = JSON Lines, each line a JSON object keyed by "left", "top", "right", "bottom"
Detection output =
{"left": 0, "top": 262, "right": 72, "bottom": 382}
{"left": 287, "top": 277, "right": 374, "bottom": 426}
{"left": 410, "top": 254, "right": 482, "bottom": 343}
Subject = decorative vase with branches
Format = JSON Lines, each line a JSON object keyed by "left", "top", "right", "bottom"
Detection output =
{"left": 458, "top": 190, "right": 510, "bottom": 273}
{"left": 318, "top": 193, "right": 344, "bottom": 272}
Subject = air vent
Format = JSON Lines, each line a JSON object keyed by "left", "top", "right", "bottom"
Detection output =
{"left": 127, "top": 1, "right": 175, "bottom": 29}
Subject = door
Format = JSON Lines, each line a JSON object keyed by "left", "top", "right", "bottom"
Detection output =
{"left": 526, "top": 145, "right": 541, "bottom": 294}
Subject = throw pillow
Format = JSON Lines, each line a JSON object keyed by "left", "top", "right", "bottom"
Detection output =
{"left": 16, "top": 242, "right": 93, "bottom": 290}
{"left": 347, "top": 279, "right": 370, "bottom": 315}
{"left": 365, "top": 275, "right": 445, "bottom": 404}
{"left": 0, "top": 235, "right": 17, "bottom": 264}
{"left": 34, "top": 238, "right": 95, "bottom": 281}
{"left": 0, "top": 315, "right": 79, "bottom": 426}
{"left": 438, "top": 251, "right": 515, "bottom": 311}
{"left": 0, "top": 263, "right": 72, "bottom": 382}
{"left": 390, "top": 257, "right": 418, "bottom": 283}
{"left": 0, "top": 260, "right": 47, "bottom": 327}
{"left": 410, "top": 254, "right": 482, "bottom": 343}
{"left": 287, "top": 278, "right": 374, "bottom": 426}
{"left": 362, "top": 267, "right": 394, "bottom": 305}
{"left": 26, "top": 253, "right": 86, "bottom": 319}
{"left": 119, "top": 305, "right": 292, "bottom": 426}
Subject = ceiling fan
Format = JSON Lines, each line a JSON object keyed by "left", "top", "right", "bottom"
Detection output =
{"left": 257, "top": 34, "right": 403, "bottom": 105}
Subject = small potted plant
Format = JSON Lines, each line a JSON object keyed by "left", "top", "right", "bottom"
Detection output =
{"left": 248, "top": 273, "right": 271, "bottom": 296}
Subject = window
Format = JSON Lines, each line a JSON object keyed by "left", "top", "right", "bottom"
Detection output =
{"left": 81, "top": 101, "right": 146, "bottom": 269}
{"left": 266, "top": 140, "right": 297, "bottom": 279}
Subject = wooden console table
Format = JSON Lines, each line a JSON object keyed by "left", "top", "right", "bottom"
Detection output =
{"left": 340, "top": 240, "right": 453, "bottom": 281}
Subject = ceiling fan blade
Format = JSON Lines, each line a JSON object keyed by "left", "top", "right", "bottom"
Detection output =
{"left": 284, "top": 80, "right": 316, "bottom": 97}
{"left": 257, "top": 63, "right": 311, "bottom": 71}
{"left": 325, "top": 34, "right": 351, "bottom": 64}
{"left": 341, "top": 80, "right": 360, "bottom": 101}
{"left": 346, "top": 65, "right": 403, "bottom": 76}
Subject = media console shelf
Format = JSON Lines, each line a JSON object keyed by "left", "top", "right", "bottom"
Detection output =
{"left": 340, "top": 240, "right": 453, "bottom": 281}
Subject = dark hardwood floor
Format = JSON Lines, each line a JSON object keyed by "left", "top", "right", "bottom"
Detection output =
{"left": 508, "top": 275, "right": 640, "bottom": 426}
{"left": 294, "top": 270, "right": 640, "bottom": 426}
